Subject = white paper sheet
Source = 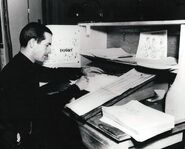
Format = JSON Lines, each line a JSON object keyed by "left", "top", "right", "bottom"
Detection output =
{"left": 43, "top": 25, "right": 81, "bottom": 68}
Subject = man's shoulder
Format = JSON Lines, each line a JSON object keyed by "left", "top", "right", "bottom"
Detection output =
{"left": 1, "top": 54, "right": 24, "bottom": 75}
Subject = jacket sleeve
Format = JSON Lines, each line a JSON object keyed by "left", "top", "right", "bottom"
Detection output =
{"left": 35, "top": 64, "right": 83, "bottom": 82}
{"left": 42, "top": 84, "right": 89, "bottom": 118}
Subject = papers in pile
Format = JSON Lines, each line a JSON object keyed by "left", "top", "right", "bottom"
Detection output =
{"left": 100, "top": 100, "right": 175, "bottom": 142}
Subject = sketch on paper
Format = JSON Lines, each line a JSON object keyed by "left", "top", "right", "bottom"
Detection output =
{"left": 136, "top": 30, "right": 167, "bottom": 60}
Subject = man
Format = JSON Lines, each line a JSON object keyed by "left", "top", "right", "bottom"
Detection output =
{"left": 0, "top": 22, "right": 101, "bottom": 149}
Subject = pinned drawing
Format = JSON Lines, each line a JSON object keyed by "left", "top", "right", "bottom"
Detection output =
{"left": 136, "top": 30, "right": 167, "bottom": 59}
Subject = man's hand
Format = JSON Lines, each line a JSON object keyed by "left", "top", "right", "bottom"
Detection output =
{"left": 75, "top": 76, "right": 89, "bottom": 90}
{"left": 82, "top": 66, "right": 104, "bottom": 77}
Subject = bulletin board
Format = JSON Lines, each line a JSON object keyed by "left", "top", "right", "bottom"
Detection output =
{"left": 43, "top": 25, "right": 81, "bottom": 68}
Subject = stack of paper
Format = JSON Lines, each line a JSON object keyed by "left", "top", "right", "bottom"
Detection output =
{"left": 100, "top": 100, "right": 175, "bottom": 142}
{"left": 81, "top": 48, "right": 133, "bottom": 60}
{"left": 80, "top": 48, "right": 136, "bottom": 65}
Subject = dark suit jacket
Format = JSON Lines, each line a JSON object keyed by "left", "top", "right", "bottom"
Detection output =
{"left": 0, "top": 52, "right": 83, "bottom": 122}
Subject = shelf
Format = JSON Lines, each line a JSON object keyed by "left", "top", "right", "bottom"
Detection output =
{"left": 79, "top": 20, "right": 185, "bottom": 27}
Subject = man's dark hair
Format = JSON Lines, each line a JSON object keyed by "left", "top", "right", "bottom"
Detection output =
{"left": 19, "top": 22, "right": 52, "bottom": 47}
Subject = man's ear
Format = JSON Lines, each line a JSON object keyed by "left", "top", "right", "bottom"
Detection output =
{"left": 28, "top": 38, "right": 37, "bottom": 48}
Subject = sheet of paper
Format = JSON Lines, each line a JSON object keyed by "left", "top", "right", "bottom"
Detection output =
{"left": 104, "top": 69, "right": 155, "bottom": 95}
{"left": 66, "top": 88, "right": 116, "bottom": 116}
{"left": 43, "top": 25, "right": 81, "bottom": 68}
{"left": 136, "top": 57, "right": 177, "bottom": 70}
{"left": 136, "top": 30, "right": 167, "bottom": 60}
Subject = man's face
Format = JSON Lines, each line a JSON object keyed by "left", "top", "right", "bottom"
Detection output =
{"left": 33, "top": 32, "right": 52, "bottom": 63}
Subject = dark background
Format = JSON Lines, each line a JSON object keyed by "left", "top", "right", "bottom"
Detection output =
{"left": 42, "top": 0, "right": 185, "bottom": 24}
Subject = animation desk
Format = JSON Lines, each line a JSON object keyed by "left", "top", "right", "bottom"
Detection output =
{"left": 42, "top": 66, "right": 185, "bottom": 149}
{"left": 66, "top": 20, "right": 185, "bottom": 149}
{"left": 61, "top": 66, "right": 185, "bottom": 149}
{"left": 41, "top": 72, "right": 185, "bottom": 149}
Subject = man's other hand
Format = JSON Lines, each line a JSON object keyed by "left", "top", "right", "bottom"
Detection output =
{"left": 75, "top": 76, "right": 89, "bottom": 90}
{"left": 82, "top": 66, "right": 103, "bottom": 77}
